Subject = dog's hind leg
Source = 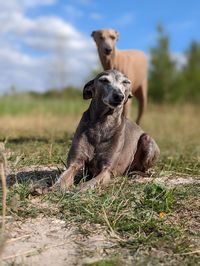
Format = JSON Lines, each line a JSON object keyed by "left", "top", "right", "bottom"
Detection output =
{"left": 123, "top": 98, "right": 132, "bottom": 119}
{"left": 129, "top": 133, "right": 160, "bottom": 174}
{"left": 134, "top": 79, "right": 147, "bottom": 125}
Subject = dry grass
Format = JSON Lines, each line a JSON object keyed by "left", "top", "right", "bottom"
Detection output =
{"left": 0, "top": 114, "right": 80, "bottom": 139}
{"left": 1, "top": 102, "right": 199, "bottom": 145}
{"left": 142, "top": 103, "right": 200, "bottom": 151}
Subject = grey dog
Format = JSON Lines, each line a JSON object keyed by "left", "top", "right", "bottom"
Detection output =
{"left": 54, "top": 70, "right": 160, "bottom": 190}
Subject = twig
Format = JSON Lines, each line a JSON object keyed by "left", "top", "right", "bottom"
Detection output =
{"left": 60, "top": 158, "right": 67, "bottom": 169}
{"left": 2, "top": 242, "right": 67, "bottom": 260}
{"left": 0, "top": 143, "right": 7, "bottom": 259}
{"left": 102, "top": 206, "right": 123, "bottom": 241}
{"left": 0, "top": 164, "right": 7, "bottom": 232}
{"left": 0, "top": 143, "right": 7, "bottom": 233}
{"left": 6, "top": 234, "right": 31, "bottom": 244}
{"left": 178, "top": 249, "right": 200, "bottom": 255}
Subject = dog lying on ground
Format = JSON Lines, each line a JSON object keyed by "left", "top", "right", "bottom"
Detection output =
{"left": 91, "top": 28, "right": 148, "bottom": 124}
{"left": 54, "top": 70, "right": 159, "bottom": 190}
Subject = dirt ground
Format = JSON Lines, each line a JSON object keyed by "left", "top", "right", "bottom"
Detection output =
{"left": 2, "top": 216, "right": 117, "bottom": 266}
{"left": 1, "top": 166, "right": 120, "bottom": 266}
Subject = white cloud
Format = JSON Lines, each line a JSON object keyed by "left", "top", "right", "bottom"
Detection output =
{"left": 0, "top": 0, "right": 57, "bottom": 14}
{"left": 0, "top": 47, "right": 48, "bottom": 92}
{"left": 0, "top": 0, "right": 98, "bottom": 93}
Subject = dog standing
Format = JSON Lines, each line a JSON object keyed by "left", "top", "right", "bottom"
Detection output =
{"left": 54, "top": 70, "right": 159, "bottom": 190}
{"left": 91, "top": 28, "right": 148, "bottom": 124}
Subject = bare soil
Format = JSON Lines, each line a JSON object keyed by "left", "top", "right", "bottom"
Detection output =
{"left": 2, "top": 216, "right": 117, "bottom": 266}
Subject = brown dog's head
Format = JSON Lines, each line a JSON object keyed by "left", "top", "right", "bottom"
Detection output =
{"left": 91, "top": 29, "right": 119, "bottom": 56}
{"left": 83, "top": 70, "right": 132, "bottom": 109}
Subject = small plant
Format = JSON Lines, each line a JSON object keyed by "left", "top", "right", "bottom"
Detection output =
{"left": 143, "top": 183, "right": 174, "bottom": 212}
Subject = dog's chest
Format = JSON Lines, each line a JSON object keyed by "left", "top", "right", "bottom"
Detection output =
{"left": 87, "top": 122, "right": 116, "bottom": 145}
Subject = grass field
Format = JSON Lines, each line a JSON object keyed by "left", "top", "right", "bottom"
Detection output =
{"left": 0, "top": 93, "right": 200, "bottom": 265}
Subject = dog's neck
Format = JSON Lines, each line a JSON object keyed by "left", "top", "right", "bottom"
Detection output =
{"left": 98, "top": 48, "right": 117, "bottom": 70}
{"left": 89, "top": 99, "right": 123, "bottom": 127}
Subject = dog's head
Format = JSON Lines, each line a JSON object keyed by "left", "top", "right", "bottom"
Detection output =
{"left": 91, "top": 29, "right": 119, "bottom": 56}
{"left": 83, "top": 70, "right": 132, "bottom": 109}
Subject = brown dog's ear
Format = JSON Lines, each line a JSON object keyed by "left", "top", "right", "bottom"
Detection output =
{"left": 83, "top": 79, "right": 95, "bottom": 99}
{"left": 128, "top": 92, "right": 133, "bottom": 99}
{"left": 91, "top": 31, "right": 96, "bottom": 38}
{"left": 128, "top": 91, "right": 133, "bottom": 99}
{"left": 115, "top": 30, "right": 120, "bottom": 40}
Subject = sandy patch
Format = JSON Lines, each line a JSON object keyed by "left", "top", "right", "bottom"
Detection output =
{"left": 2, "top": 216, "right": 115, "bottom": 266}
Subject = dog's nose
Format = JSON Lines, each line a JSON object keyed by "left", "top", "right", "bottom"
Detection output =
{"left": 104, "top": 47, "right": 112, "bottom": 54}
{"left": 113, "top": 92, "right": 124, "bottom": 102}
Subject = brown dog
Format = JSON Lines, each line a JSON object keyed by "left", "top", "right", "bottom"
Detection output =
{"left": 91, "top": 28, "right": 148, "bottom": 124}
{"left": 54, "top": 70, "right": 159, "bottom": 191}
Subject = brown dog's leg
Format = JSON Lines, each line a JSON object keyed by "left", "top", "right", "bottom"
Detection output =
{"left": 78, "top": 170, "right": 111, "bottom": 191}
{"left": 53, "top": 163, "right": 83, "bottom": 190}
{"left": 134, "top": 79, "right": 147, "bottom": 125}
{"left": 123, "top": 98, "right": 132, "bottom": 119}
{"left": 129, "top": 133, "right": 160, "bottom": 173}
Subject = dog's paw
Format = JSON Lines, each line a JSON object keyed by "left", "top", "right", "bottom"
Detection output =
{"left": 77, "top": 178, "right": 97, "bottom": 192}
{"left": 50, "top": 179, "right": 61, "bottom": 192}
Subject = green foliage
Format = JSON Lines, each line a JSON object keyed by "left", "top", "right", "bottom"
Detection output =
{"left": 149, "top": 24, "right": 177, "bottom": 102}
{"left": 182, "top": 41, "right": 200, "bottom": 103}
{"left": 84, "top": 259, "right": 122, "bottom": 266}
{"left": 143, "top": 184, "right": 174, "bottom": 212}
{"left": 149, "top": 24, "right": 200, "bottom": 103}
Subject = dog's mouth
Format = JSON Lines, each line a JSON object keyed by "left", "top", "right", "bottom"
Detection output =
{"left": 104, "top": 101, "right": 123, "bottom": 109}
{"left": 108, "top": 100, "right": 123, "bottom": 108}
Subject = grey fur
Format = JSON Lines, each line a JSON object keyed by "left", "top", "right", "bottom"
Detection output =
{"left": 53, "top": 70, "right": 160, "bottom": 190}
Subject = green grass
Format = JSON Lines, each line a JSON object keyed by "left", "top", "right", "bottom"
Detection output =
{"left": 0, "top": 90, "right": 86, "bottom": 116}
{"left": 2, "top": 179, "right": 199, "bottom": 265}
{"left": 0, "top": 93, "right": 200, "bottom": 265}
{"left": 84, "top": 259, "right": 123, "bottom": 266}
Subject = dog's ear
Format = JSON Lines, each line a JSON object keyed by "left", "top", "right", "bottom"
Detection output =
{"left": 128, "top": 92, "right": 133, "bottom": 99}
{"left": 83, "top": 79, "right": 95, "bottom": 99}
{"left": 91, "top": 31, "right": 96, "bottom": 38}
{"left": 115, "top": 30, "right": 120, "bottom": 40}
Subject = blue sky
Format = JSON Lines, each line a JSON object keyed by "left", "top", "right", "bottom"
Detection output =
{"left": 0, "top": 0, "right": 199, "bottom": 92}
{"left": 27, "top": 0, "right": 199, "bottom": 52}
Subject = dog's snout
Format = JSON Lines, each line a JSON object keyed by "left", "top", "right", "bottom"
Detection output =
{"left": 104, "top": 47, "right": 112, "bottom": 55}
{"left": 113, "top": 91, "right": 124, "bottom": 102}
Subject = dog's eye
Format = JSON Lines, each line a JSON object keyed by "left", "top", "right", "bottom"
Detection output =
{"left": 99, "top": 78, "right": 110, "bottom": 83}
{"left": 110, "top": 35, "right": 115, "bottom": 40}
{"left": 100, "top": 36, "right": 104, "bottom": 40}
{"left": 122, "top": 79, "right": 131, "bottom": 85}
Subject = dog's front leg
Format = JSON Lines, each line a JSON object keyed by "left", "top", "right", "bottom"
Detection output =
{"left": 53, "top": 163, "right": 83, "bottom": 190}
{"left": 79, "top": 169, "right": 111, "bottom": 191}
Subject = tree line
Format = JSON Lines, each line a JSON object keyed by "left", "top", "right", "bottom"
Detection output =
{"left": 149, "top": 25, "right": 200, "bottom": 103}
